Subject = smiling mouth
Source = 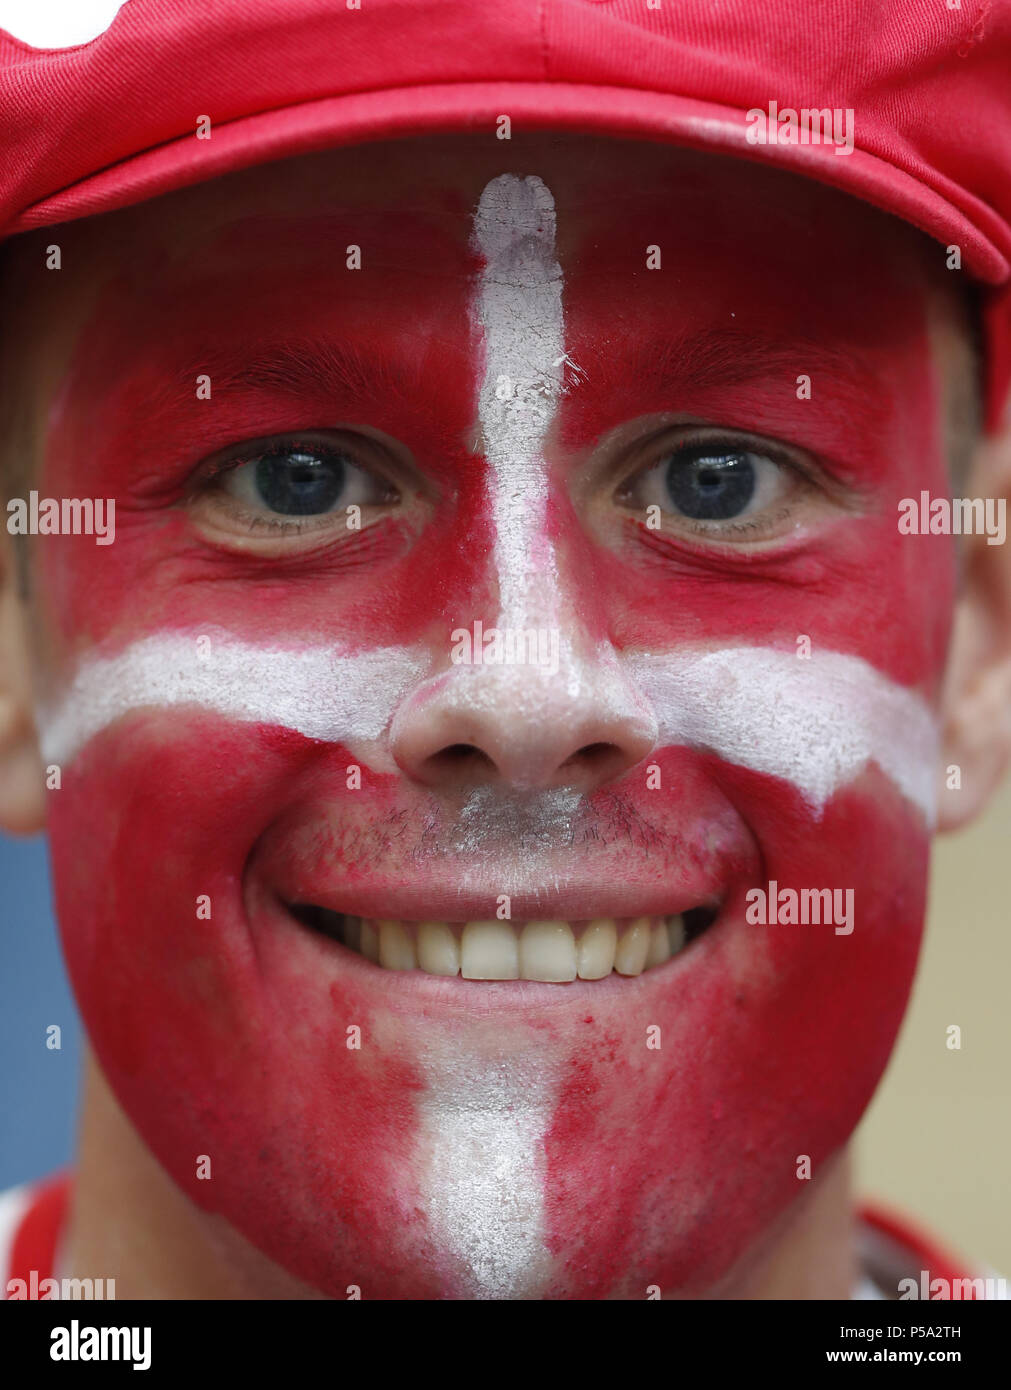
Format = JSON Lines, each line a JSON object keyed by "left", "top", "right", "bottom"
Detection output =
{"left": 286, "top": 906, "right": 719, "bottom": 981}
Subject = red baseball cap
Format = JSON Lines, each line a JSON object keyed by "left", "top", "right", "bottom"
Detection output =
{"left": 2, "top": 0, "right": 1010, "bottom": 426}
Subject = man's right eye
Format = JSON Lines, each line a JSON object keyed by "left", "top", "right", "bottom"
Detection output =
{"left": 220, "top": 441, "right": 396, "bottom": 518}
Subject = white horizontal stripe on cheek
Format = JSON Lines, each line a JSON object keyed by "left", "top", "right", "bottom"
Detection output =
{"left": 40, "top": 634, "right": 938, "bottom": 823}
{"left": 628, "top": 647, "right": 939, "bottom": 825}
{"left": 38, "top": 632, "right": 424, "bottom": 767}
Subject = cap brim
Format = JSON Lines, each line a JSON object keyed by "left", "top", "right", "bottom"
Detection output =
{"left": 9, "top": 80, "right": 1010, "bottom": 286}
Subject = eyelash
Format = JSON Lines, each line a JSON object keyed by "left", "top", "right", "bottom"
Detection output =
{"left": 191, "top": 435, "right": 399, "bottom": 536}
{"left": 624, "top": 435, "right": 810, "bottom": 488}
{"left": 186, "top": 424, "right": 837, "bottom": 558}
{"left": 616, "top": 434, "right": 814, "bottom": 529}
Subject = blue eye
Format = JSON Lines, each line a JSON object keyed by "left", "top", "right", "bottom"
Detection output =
{"left": 253, "top": 448, "right": 347, "bottom": 516}
{"left": 626, "top": 441, "right": 793, "bottom": 525}
{"left": 664, "top": 451, "right": 757, "bottom": 520}
{"left": 220, "top": 440, "right": 394, "bottom": 519}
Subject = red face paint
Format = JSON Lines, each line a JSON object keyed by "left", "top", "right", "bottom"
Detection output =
{"left": 38, "top": 145, "right": 955, "bottom": 1297}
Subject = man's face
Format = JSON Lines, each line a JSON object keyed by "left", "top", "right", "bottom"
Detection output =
{"left": 7, "top": 134, "right": 962, "bottom": 1296}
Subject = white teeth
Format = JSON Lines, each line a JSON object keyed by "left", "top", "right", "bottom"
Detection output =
{"left": 577, "top": 919, "right": 617, "bottom": 979}
{"left": 326, "top": 909, "right": 708, "bottom": 979}
{"left": 461, "top": 921, "right": 520, "bottom": 980}
{"left": 417, "top": 921, "right": 461, "bottom": 977}
{"left": 379, "top": 919, "right": 416, "bottom": 971}
{"left": 614, "top": 918, "right": 651, "bottom": 977}
{"left": 646, "top": 920, "right": 671, "bottom": 969}
{"left": 360, "top": 919, "right": 380, "bottom": 964}
{"left": 519, "top": 921, "right": 577, "bottom": 982}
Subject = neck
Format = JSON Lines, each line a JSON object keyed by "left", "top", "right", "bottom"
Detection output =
{"left": 66, "top": 1049, "right": 857, "bottom": 1299}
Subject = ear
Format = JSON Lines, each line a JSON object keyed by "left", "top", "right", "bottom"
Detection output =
{"left": 936, "top": 423, "right": 1011, "bottom": 831}
{"left": 0, "top": 528, "right": 46, "bottom": 833}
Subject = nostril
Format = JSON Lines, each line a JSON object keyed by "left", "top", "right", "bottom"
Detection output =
{"left": 559, "top": 742, "right": 623, "bottom": 773}
{"left": 426, "top": 743, "right": 498, "bottom": 775}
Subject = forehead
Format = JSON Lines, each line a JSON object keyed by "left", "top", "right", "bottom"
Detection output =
{"left": 13, "top": 132, "right": 945, "bottom": 349}
{"left": 6, "top": 132, "right": 969, "bottom": 495}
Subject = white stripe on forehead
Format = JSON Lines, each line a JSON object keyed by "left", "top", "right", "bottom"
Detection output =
{"left": 472, "top": 174, "right": 566, "bottom": 629}
{"left": 40, "top": 632, "right": 937, "bottom": 823}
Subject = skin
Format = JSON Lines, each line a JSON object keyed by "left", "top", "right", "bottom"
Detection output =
{"left": 1, "top": 134, "right": 1010, "bottom": 1300}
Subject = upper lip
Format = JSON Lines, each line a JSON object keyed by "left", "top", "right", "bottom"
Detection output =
{"left": 273, "top": 879, "right": 725, "bottom": 924}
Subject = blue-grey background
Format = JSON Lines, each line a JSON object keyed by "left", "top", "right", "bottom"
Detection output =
{"left": 0, "top": 832, "right": 81, "bottom": 1189}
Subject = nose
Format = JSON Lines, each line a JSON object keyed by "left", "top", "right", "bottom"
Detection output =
{"left": 389, "top": 646, "right": 658, "bottom": 794}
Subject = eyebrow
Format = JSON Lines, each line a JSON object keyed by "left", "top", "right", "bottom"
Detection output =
{"left": 162, "top": 321, "right": 886, "bottom": 409}
{"left": 169, "top": 337, "right": 433, "bottom": 412}
{"left": 575, "top": 326, "right": 893, "bottom": 408}
{"left": 96, "top": 334, "right": 477, "bottom": 495}
{"left": 127, "top": 324, "right": 901, "bottom": 483}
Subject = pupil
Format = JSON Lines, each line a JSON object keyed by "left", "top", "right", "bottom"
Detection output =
{"left": 665, "top": 452, "right": 756, "bottom": 520}
{"left": 254, "top": 449, "right": 346, "bottom": 516}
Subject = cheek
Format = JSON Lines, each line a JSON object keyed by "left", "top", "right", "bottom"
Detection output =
{"left": 47, "top": 718, "right": 445, "bottom": 1298}
{"left": 541, "top": 766, "right": 928, "bottom": 1296}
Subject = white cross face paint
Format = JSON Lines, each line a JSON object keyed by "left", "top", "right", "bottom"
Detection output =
{"left": 417, "top": 1057, "right": 553, "bottom": 1299}
{"left": 472, "top": 174, "right": 566, "bottom": 631}
{"left": 38, "top": 630, "right": 424, "bottom": 768}
{"left": 41, "top": 630, "right": 937, "bottom": 823}
{"left": 628, "top": 646, "right": 939, "bottom": 825}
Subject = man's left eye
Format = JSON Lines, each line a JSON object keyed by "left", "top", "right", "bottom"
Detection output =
{"left": 220, "top": 443, "right": 394, "bottom": 517}
{"left": 623, "top": 444, "right": 793, "bottom": 524}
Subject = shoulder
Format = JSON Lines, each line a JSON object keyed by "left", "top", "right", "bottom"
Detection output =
{"left": 0, "top": 1182, "right": 34, "bottom": 1270}
{"left": 857, "top": 1200, "right": 1010, "bottom": 1301}
{"left": 1, "top": 1173, "right": 72, "bottom": 1296}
